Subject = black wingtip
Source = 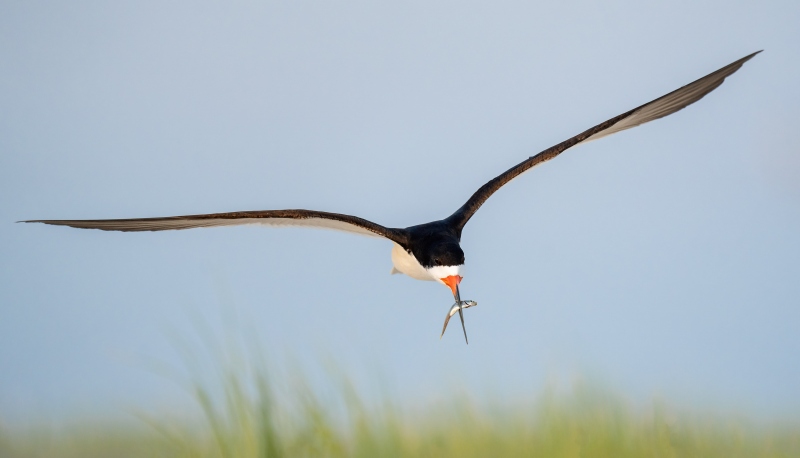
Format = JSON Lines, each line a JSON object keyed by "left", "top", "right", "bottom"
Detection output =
{"left": 738, "top": 50, "right": 763, "bottom": 64}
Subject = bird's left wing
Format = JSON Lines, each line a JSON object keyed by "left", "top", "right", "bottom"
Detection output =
{"left": 447, "top": 51, "right": 761, "bottom": 230}
{"left": 21, "top": 209, "right": 410, "bottom": 245}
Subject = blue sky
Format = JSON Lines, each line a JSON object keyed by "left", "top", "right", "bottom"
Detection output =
{"left": 2, "top": 1, "right": 799, "bottom": 425}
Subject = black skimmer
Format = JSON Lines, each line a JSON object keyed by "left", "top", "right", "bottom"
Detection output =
{"left": 22, "top": 52, "right": 760, "bottom": 343}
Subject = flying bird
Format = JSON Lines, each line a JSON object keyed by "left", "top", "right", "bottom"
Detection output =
{"left": 22, "top": 52, "right": 760, "bottom": 343}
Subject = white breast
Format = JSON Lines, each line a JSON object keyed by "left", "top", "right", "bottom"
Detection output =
{"left": 390, "top": 243, "right": 435, "bottom": 281}
{"left": 389, "top": 244, "right": 463, "bottom": 284}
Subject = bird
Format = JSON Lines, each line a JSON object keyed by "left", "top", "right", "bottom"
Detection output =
{"left": 22, "top": 51, "right": 760, "bottom": 344}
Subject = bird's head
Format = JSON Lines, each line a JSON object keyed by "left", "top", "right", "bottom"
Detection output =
{"left": 423, "top": 241, "right": 470, "bottom": 344}
{"left": 421, "top": 242, "right": 465, "bottom": 300}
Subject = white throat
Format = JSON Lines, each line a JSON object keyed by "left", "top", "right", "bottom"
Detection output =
{"left": 425, "top": 265, "right": 462, "bottom": 284}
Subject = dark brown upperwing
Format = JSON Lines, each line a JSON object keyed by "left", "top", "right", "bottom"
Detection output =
{"left": 447, "top": 51, "right": 760, "bottom": 231}
{"left": 22, "top": 209, "right": 410, "bottom": 245}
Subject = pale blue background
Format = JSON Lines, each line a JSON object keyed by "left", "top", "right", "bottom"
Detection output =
{"left": 2, "top": 1, "right": 798, "bottom": 425}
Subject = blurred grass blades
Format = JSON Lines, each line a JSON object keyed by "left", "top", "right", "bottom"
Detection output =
{"left": 3, "top": 320, "right": 798, "bottom": 458}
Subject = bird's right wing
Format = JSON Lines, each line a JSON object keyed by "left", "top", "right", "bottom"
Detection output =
{"left": 447, "top": 51, "right": 761, "bottom": 230}
{"left": 21, "top": 209, "right": 410, "bottom": 245}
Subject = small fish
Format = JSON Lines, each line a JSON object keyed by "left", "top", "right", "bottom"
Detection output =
{"left": 440, "top": 300, "right": 477, "bottom": 343}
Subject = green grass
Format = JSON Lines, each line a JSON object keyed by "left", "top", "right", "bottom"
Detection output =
{"left": 4, "top": 374, "right": 798, "bottom": 457}
{"left": 3, "top": 328, "right": 798, "bottom": 457}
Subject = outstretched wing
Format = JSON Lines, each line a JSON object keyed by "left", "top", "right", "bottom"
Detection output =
{"left": 21, "top": 209, "right": 410, "bottom": 245}
{"left": 447, "top": 51, "right": 761, "bottom": 230}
